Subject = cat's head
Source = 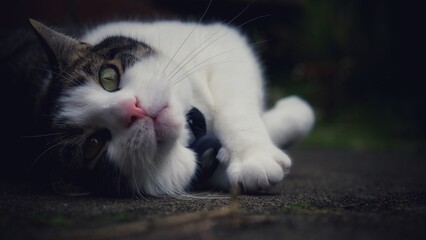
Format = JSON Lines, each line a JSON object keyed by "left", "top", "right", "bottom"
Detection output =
{"left": 30, "top": 20, "right": 197, "bottom": 196}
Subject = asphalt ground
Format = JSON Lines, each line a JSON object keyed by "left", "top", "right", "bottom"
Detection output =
{"left": 1, "top": 148, "right": 425, "bottom": 240}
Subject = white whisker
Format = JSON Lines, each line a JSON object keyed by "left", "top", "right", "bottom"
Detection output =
{"left": 29, "top": 135, "right": 74, "bottom": 171}
{"left": 170, "top": 60, "right": 242, "bottom": 87}
{"left": 235, "top": 14, "right": 271, "bottom": 30}
{"left": 160, "top": 0, "right": 212, "bottom": 75}
{"left": 166, "top": 3, "right": 267, "bottom": 86}
{"left": 20, "top": 131, "right": 66, "bottom": 139}
{"left": 169, "top": 40, "right": 268, "bottom": 86}
{"left": 32, "top": 66, "right": 76, "bottom": 83}
{"left": 117, "top": 145, "right": 128, "bottom": 195}
{"left": 130, "top": 153, "right": 142, "bottom": 198}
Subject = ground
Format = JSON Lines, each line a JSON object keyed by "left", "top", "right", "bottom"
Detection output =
{"left": 1, "top": 148, "right": 425, "bottom": 240}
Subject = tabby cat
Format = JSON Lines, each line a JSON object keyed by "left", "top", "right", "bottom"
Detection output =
{"left": 3, "top": 19, "right": 314, "bottom": 196}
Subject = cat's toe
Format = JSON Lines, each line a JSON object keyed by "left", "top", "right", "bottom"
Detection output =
{"left": 240, "top": 159, "right": 283, "bottom": 191}
{"left": 217, "top": 147, "right": 231, "bottom": 164}
{"left": 272, "top": 148, "right": 292, "bottom": 171}
{"left": 227, "top": 149, "right": 291, "bottom": 192}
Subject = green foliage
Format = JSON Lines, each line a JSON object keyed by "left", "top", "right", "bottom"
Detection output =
{"left": 30, "top": 214, "right": 74, "bottom": 227}
{"left": 281, "top": 203, "right": 343, "bottom": 215}
{"left": 300, "top": 110, "right": 426, "bottom": 152}
{"left": 96, "top": 213, "right": 137, "bottom": 223}
{"left": 264, "top": 0, "right": 426, "bottom": 151}
{"left": 282, "top": 203, "right": 314, "bottom": 212}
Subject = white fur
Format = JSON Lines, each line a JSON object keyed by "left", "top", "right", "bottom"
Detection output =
{"left": 57, "top": 21, "right": 314, "bottom": 195}
{"left": 263, "top": 96, "right": 315, "bottom": 147}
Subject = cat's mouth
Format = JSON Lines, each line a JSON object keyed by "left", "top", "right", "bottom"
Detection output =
{"left": 128, "top": 106, "right": 180, "bottom": 143}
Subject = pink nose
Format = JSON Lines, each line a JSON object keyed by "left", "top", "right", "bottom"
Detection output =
{"left": 117, "top": 97, "right": 145, "bottom": 127}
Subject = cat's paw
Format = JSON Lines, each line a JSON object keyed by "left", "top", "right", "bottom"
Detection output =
{"left": 226, "top": 147, "right": 291, "bottom": 192}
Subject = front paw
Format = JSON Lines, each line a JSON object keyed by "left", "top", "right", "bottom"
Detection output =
{"left": 227, "top": 147, "right": 291, "bottom": 192}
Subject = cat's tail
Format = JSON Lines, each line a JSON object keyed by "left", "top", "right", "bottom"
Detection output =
{"left": 262, "top": 96, "right": 315, "bottom": 148}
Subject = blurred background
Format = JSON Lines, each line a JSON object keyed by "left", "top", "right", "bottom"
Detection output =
{"left": 1, "top": 0, "right": 424, "bottom": 152}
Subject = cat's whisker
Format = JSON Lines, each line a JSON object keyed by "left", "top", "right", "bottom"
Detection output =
{"left": 151, "top": 150, "right": 179, "bottom": 194}
{"left": 34, "top": 65, "right": 91, "bottom": 87}
{"left": 165, "top": 1, "right": 255, "bottom": 83}
{"left": 32, "top": 66, "right": 76, "bottom": 83}
{"left": 166, "top": 6, "right": 268, "bottom": 87}
{"left": 116, "top": 145, "right": 128, "bottom": 196}
{"left": 123, "top": 144, "right": 136, "bottom": 196}
{"left": 151, "top": 24, "right": 163, "bottom": 84}
{"left": 129, "top": 153, "right": 141, "bottom": 198}
{"left": 121, "top": 146, "right": 132, "bottom": 195}
{"left": 159, "top": 0, "right": 212, "bottom": 76}
{"left": 29, "top": 136, "right": 70, "bottom": 171}
{"left": 235, "top": 14, "right": 271, "bottom": 30}
{"left": 120, "top": 138, "right": 165, "bottom": 197}
{"left": 42, "top": 135, "right": 70, "bottom": 156}
{"left": 169, "top": 29, "right": 267, "bottom": 86}
{"left": 169, "top": 40, "right": 268, "bottom": 87}
{"left": 142, "top": 155, "right": 166, "bottom": 195}
{"left": 20, "top": 131, "right": 67, "bottom": 139}
{"left": 170, "top": 60, "right": 241, "bottom": 88}
{"left": 165, "top": 27, "right": 227, "bottom": 83}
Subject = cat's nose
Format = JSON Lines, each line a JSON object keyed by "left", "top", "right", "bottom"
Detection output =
{"left": 117, "top": 97, "right": 145, "bottom": 127}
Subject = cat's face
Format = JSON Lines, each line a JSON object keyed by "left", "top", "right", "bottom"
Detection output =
{"left": 30, "top": 20, "right": 194, "bottom": 196}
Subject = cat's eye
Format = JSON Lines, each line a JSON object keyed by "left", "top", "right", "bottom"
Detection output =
{"left": 99, "top": 65, "right": 120, "bottom": 92}
{"left": 83, "top": 129, "right": 111, "bottom": 167}
{"left": 83, "top": 137, "right": 104, "bottom": 160}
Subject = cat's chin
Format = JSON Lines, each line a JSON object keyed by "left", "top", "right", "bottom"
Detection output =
{"left": 108, "top": 117, "right": 194, "bottom": 196}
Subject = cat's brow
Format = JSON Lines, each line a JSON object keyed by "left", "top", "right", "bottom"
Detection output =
{"left": 93, "top": 36, "right": 151, "bottom": 58}
{"left": 63, "top": 36, "right": 154, "bottom": 88}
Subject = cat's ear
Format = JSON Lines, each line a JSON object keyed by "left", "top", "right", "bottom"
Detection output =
{"left": 29, "top": 19, "right": 90, "bottom": 71}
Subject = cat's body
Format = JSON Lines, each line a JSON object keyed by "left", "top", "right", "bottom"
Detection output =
{"left": 19, "top": 20, "right": 314, "bottom": 196}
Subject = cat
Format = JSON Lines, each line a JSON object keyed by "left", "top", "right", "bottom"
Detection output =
{"left": 24, "top": 19, "right": 314, "bottom": 196}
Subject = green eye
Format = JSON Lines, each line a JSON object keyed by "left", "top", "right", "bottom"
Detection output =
{"left": 99, "top": 65, "right": 120, "bottom": 92}
{"left": 83, "top": 137, "right": 104, "bottom": 160}
{"left": 83, "top": 129, "right": 111, "bottom": 167}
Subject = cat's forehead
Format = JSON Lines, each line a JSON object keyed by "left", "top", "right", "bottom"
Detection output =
{"left": 57, "top": 36, "right": 153, "bottom": 89}
{"left": 92, "top": 36, "right": 151, "bottom": 60}
{"left": 83, "top": 36, "right": 153, "bottom": 71}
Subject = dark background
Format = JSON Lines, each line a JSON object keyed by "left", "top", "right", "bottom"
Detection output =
{"left": 0, "top": 0, "right": 424, "bottom": 152}
{"left": 0, "top": 2, "right": 425, "bottom": 239}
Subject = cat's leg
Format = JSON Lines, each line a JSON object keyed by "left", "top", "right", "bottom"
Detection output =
{"left": 208, "top": 97, "right": 314, "bottom": 191}
{"left": 263, "top": 96, "right": 315, "bottom": 148}
{"left": 207, "top": 64, "right": 292, "bottom": 192}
